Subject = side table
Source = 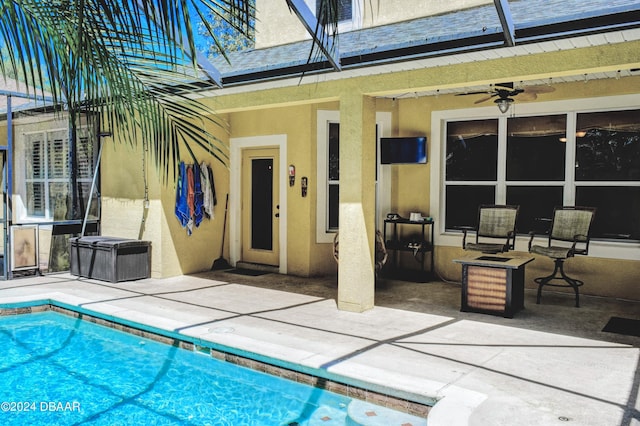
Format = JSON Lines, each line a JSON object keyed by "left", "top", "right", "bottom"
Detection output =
{"left": 453, "top": 254, "right": 534, "bottom": 318}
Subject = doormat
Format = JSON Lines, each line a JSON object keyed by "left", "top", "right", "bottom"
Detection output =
{"left": 227, "top": 269, "right": 270, "bottom": 277}
{"left": 602, "top": 317, "right": 640, "bottom": 337}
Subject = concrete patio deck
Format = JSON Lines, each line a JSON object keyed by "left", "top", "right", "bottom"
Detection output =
{"left": 0, "top": 270, "right": 638, "bottom": 426}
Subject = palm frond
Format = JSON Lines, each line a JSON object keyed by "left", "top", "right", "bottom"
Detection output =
{"left": 0, "top": 0, "right": 254, "bottom": 180}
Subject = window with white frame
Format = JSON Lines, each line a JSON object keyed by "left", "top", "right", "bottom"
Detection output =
{"left": 443, "top": 109, "right": 640, "bottom": 241}
{"left": 327, "top": 121, "right": 340, "bottom": 231}
{"left": 21, "top": 127, "right": 97, "bottom": 221}
{"left": 316, "top": 110, "right": 392, "bottom": 243}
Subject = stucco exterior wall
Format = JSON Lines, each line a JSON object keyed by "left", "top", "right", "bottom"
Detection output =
{"left": 228, "top": 103, "right": 332, "bottom": 277}
{"left": 0, "top": 123, "right": 6, "bottom": 146}
{"left": 101, "top": 114, "right": 231, "bottom": 278}
{"left": 254, "top": 1, "right": 310, "bottom": 49}
{"left": 363, "top": 0, "right": 492, "bottom": 27}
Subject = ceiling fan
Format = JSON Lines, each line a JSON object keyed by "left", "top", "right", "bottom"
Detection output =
{"left": 457, "top": 82, "right": 555, "bottom": 113}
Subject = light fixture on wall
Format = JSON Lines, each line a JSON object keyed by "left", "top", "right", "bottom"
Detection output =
{"left": 495, "top": 97, "right": 514, "bottom": 113}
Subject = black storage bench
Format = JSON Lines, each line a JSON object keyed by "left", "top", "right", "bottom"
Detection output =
{"left": 70, "top": 236, "right": 151, "bottom": 283}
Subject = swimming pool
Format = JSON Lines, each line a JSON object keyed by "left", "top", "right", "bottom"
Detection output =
{"left": 0, "top": 311, "right": 426, "bottom": 425}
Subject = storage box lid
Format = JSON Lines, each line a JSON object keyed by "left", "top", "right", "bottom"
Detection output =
{"left": 71, "top": 236, "right": 150, "bottom": 249}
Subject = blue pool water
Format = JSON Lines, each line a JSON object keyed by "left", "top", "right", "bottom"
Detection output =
{"left": 0, "top": 311, "right": 422, "bottom": 425}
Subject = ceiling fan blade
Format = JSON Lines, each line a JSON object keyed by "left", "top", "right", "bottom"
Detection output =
{"left": 525, "top": 85, "right": 555, "bottom": 94}
{"left": 456, "top": 90, "right": 494, "bottom": 96}
{"left": 474, "top": 94, "right": 495, "bottom": 104}
{"left": 518, "top": 92, "right": 537, "bottom": 101}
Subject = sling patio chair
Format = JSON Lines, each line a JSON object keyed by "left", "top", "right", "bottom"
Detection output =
{"left": 459, "top": 204, "right": 519, "bottom": 254}
{"left": 528, "top": 206, "right": 596, "bottom": 307}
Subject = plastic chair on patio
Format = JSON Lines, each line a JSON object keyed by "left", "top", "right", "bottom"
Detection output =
{"left": 460, "top": 205, "right": 519, "bottom": 254}
{"left": 528, "top": 206, "right": 596, "bottom": 307}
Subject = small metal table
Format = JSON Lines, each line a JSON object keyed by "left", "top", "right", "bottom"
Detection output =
{"left": 453, "top": 254, "right": 534, "bottom": 318}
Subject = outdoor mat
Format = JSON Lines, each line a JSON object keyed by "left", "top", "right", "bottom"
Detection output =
{"left": 227, "top": 268, "right": 270, "bottom": 277}
{"left": 602, "top": 317, "right": 640, "bottom": 337}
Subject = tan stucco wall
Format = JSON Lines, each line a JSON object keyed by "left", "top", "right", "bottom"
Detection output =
{"left": 363, "top": 0, "right": 492, "bottom": 27}
{"left": 101, "top": 114, "right": 231, "bottom": 278}
{"left": 228, "top": 103, "right": 336, "bottom": 276}
{"left": 254, "top": 1, "right": 309, "bottom": 49}
{"left": 394, "top": 97, "right": 431, "bottom": 219}
{"left": 0, "top": 123, "right": 7, "bottom": 146}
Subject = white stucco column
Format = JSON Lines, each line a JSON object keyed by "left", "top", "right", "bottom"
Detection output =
{"left": 337, "top": 90, "right": 377, "bottom": 312}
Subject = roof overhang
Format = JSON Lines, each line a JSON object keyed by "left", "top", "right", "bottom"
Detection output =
{"left": 210, "top": 6, "right": 640, "bottom": 89}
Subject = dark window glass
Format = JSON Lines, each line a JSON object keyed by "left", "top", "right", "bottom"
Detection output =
{"left": 506, "top": 115, "right": 566, "bottom": 181}
{"left": 328, "top": 122, "right": 339, "bottom": 181}
{"left": 446, "top": 120, "right": 498, "bottom": 181}
{"left": 327, "top": 121, "right": 339, "bottom": 231}
{"left": 506, "top": 186, "right": 564, "bottom": 234}
{"left": 576, "top": 186, "right": 640, "bottom": 240}
{"left": 445, "top": 185, "right": 495, "bottom": 229}
{"left": 251, "top": 159, "right": 273, "bottom": 250}
{"left": 576, "top": 110, "right": 640, "bottom": 181}
{"left": 328, "top": 184, "right": 339, "bottom": 230}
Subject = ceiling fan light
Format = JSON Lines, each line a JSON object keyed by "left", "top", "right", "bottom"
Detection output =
{"left": 495, "top": 98, "right": 514, "bottom": 113}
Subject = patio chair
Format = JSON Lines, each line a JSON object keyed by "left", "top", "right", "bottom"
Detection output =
{"left": 528, "top": 206, "right": 596, "bottom": 307}
{"left": 460, "top": 205, "right": 519, "bottom": 254}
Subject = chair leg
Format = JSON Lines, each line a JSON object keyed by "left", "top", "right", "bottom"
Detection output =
{"left": 534, "top": 259, "right": 583, "bottom": 307}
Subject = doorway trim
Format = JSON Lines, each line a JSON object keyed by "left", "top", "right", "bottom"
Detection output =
{"left": 230, "top": 134, "right": 287, "bottom": 274}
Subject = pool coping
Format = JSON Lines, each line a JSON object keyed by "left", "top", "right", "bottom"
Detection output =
{"left": 0, "top": 300, "right": 432, "bottom": 419}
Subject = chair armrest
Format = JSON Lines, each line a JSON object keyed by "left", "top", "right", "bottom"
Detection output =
{"left": 451, "top": 226, "right": 474, "bottom": 249}
{"left": 528, "top": 217, "right": 552, "bottom": 252}
{"left": 505, "top": 230, "right": 516, "bottom": 251}
{"left": 451, "top": 226, "right": 475, "bottom": 231}
{"left": 571, "top": 234, "right": 590, "bottom": 255}
{"left": 527, "top": 231, "right": 536, "bottom": 252}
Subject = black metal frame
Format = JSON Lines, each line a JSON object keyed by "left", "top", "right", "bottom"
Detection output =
{"left": 529, "top": 206, "right": 596, "bottom": 307}
{"left": 534, "top": 258, "right": 585, "bottom": 307}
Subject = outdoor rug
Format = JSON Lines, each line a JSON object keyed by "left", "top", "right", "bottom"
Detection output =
{"left": 602, "top": 317, "right": 640, "bottom": 337}
{"left": 227, "top": 269, "right": 270, "bottom": 277}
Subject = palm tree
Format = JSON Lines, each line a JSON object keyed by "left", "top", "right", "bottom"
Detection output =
{"left": 0, "top": 0, "right": 340, "bottom": 178}
{"left": 0, "top": 0, "right": 254, "bottom": 174}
